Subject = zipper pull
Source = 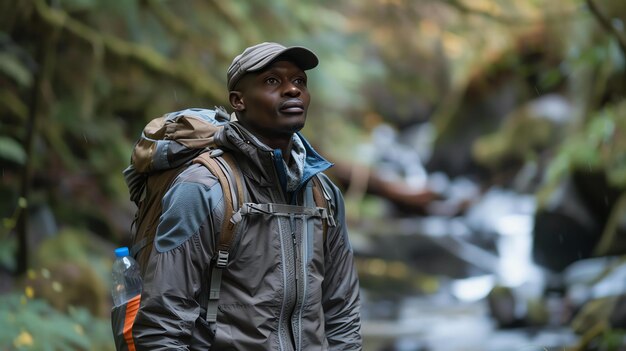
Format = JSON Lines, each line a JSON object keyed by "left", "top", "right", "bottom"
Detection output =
{"left": 290, "top": 214, "right": 298, "bottom": 262}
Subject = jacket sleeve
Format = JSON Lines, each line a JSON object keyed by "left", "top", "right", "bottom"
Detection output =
{"left": 320, "top": 175, "right": 363, "bottom": 350}
{"left": 132, "top": 165, "right": 222, "bottom": 350}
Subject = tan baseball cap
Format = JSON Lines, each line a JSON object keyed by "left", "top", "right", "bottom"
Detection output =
{"left": 227, "top": 42, "right": 319, "bottom": 91}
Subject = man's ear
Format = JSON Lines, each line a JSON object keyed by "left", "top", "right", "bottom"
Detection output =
{"left": 229, "top": 91, "right": 245, "bottom": 112}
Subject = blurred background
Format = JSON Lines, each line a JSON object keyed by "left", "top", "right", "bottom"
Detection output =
{"left": 1, "top": 0, "right": 626, "bottom": 350}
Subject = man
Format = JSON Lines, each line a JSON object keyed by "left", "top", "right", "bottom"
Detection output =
{"left": 132, "top": 42, "right": 363, "bottom": 350}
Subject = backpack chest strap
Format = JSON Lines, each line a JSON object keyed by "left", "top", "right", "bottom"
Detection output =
{"left": 236, "top": 203, "right": 325, "bottom": 217}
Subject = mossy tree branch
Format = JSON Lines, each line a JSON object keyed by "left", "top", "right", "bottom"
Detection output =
{"left": 444, "top": 0, "right": 581, "bottom": 26}
{"left": 207, "top": 0, "right": 260, "bottom": 44}
{"left": 444, "top": 0, "right": 523, "bottom": 24}
{"left": 33, "top": 0, "right": 224, "bottom": 103}
{"left": 144, "top": 0, "right": 230, "bottom": 64}
{"left": 585, "top": 0, "right": 626, "bottom": 60}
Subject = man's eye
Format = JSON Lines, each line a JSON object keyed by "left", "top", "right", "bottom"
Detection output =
{"left": 294, "top": 78, "right": 307, "bottom": 86}
{"left": 266, "top": 77, "right": 279, "bottom": 85}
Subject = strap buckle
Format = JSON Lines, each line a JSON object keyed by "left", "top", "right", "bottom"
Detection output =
{"left": 216, "top": 250, "right": 229, "bottom": 268}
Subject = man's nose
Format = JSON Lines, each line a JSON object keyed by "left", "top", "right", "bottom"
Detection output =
{"left": 283, "top": 83, "right": 301, "bottom": 96}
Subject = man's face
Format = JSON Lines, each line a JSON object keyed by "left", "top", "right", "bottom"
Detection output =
{"left": 233, "top": 60, "right": 310, "bottom": 141}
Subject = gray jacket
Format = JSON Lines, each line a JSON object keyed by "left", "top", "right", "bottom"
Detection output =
{"left": 132, "top": 122, "right": 362, "bottom": 350}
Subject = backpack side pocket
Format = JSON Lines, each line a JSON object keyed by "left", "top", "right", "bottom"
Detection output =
{"left": 111, "top": 294, "right": 141, "bottom": 351}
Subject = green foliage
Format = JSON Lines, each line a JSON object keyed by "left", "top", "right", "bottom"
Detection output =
{"left": 0, "top": 51, "right": 32, "bottom": 88}
{"left": 0, "top": 236, "right": 17, "bottom": 272}
{"left": 0, "top": 136, "right": 26, "bottom": 165}
{"left": 0, "top": 294, "right": 114, "bottom": 351}
{"left": 56, "top": 0, "right": 98, "bottom": 12}
{"left": 596, "top": 329, "right": 626, "bottom": 351}
{"left": 473, "top": 114, "right": 555, "bottom": 169}
{"left": 544, "top": 103, "right": 626, "bottom": 192}
{"left": 35, "top": 228, "right": 114, "bottom": 290}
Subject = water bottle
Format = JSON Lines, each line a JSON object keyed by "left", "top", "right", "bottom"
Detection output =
{"left": 111, "top": 247, "right": 142, "bottom": 307}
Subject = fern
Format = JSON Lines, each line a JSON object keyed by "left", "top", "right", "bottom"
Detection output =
{"left": 0, "top": 294, "right": 114, "bottom": 351}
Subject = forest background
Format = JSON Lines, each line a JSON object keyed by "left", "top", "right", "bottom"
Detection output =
{"left": 1, "top": 0, "right": 625, "bottom": 350}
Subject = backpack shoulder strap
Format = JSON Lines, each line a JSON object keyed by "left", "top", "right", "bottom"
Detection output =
{"left": 192, "top": 150, "right": 245, "bottom": 323}
{"left": 311, "top": 174, "right": 337, "bottom": 242}
{"left": 193, "top": 151, "right": 244, "bottom": 253}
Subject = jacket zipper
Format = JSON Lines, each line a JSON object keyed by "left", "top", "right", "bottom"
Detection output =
{"left": 289, "top": 214, "right": 301, "bottom": 350}
{"left": 271, "top": 150, "right": 303, "bottom": 351}
{"left": 292, "top": 212, "right": 309, "bottom": 351}
{"left": 271, "top": 150, "right": 314, "bottom": 351}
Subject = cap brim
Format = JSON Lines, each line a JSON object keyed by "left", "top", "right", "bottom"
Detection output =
{"left": 246, "top": 46, "right": 319, "bottom": 73}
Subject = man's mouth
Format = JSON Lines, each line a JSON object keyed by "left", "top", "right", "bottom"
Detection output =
{"left": 279, "top": 100, "right": 305, "bottom": 114}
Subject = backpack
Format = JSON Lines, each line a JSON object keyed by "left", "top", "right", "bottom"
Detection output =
{"left": 115, "top": 107, "right": 333, "bottom": 350}
{"left": 123, "top": 107, "right": 239, "bottom": 275}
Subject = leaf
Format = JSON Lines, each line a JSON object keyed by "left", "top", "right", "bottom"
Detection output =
{"left": 0, "top": 294, "right": 114, "bottom": 350}
{"left": 0, "top": 52, "right": 32, "bottom": 87}
{"left": 0, "top": 236, "right": 16, "bottom": 273}
{"left": 0, "top": 136, "right": 26, "bottom": 165}
{"left": 58, "top": 0, "right": 98, "bottom": 12}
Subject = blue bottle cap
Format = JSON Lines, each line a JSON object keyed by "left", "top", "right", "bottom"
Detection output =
{"left": 115, "top": 247, "right": 130, "bottom": 257}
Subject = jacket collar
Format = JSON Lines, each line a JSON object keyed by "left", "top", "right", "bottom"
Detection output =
{"left": 215, "top": 122, "right": 333, "bottom": 193}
